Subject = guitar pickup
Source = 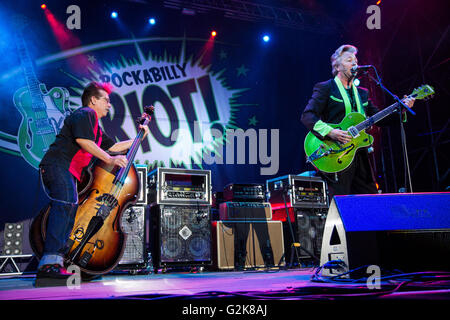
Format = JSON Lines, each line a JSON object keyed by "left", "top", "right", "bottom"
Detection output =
{"left": 347, "top": 126, "right": 359, "bottom": 138}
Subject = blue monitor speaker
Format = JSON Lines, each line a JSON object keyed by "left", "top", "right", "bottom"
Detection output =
{"left": 320, "top": 193, "right": 450, "bottom": 277}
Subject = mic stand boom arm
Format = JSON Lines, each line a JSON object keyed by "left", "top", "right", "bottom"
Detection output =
{"left": 362, "top": 67, "right": 415, "bottom": 193}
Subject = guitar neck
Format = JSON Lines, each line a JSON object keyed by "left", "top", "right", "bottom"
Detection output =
{"left": 16, "top": 30, "right": 47, "bottom": 112}
{"left": 355, "top": 101, "right": 401, "bottom": 132}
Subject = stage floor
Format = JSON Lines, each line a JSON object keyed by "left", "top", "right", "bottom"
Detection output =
{"left": 1, "top": 267, "right": 450, "bottom": 301}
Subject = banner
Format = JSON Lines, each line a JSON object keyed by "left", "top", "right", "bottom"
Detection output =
{"left": 0, "top": 2, "right": 337, "bottom": 224}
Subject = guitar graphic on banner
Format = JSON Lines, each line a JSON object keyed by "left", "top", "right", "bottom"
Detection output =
{"left": 12, "top": 15, "right": 72, "bottom": 168}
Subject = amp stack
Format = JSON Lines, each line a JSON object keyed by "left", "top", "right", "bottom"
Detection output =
{"left": 148, "top": 168, "right": 212, "bottom": 272}
{"left": 212, "top": 183, "right": 285, "bottom": 270}
{"left": 266, "top": 174, "right": 329, "bottom": 266}
{"left": 115, "top": 164, "right": 149, "bottom": 273}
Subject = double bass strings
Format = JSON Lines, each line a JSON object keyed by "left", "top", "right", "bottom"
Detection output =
{"left": 101, "top": 109, "right": 152, "bottom": 211}
{"left": 106, "top": 127, "right": 145, "bottom": 208}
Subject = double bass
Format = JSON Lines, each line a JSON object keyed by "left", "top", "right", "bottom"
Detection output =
{"left": 30, "top": 106, "right": 154, "bottom": 277}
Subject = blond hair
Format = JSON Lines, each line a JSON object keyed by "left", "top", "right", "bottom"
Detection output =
{"left": 330, "top": 44, "right": 358, "bottom": 76}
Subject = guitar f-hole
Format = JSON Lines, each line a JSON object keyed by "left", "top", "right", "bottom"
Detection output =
{"left": 337, "top": 144, "right": 355, "bottom": 164}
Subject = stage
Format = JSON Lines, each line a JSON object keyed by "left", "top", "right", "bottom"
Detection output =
{"left": 1, "top": 267, "right": 450, "bottom": 302}
{"left": 0, "top": 1, "right": 449, "bottom": 315}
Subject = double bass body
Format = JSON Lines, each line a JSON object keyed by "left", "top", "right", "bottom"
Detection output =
{"left": 30, "top": 105, "right": 153, "bottom": 277}
{"left": 30, "top": 161, "right": 139, "bottom": 276}
{"left": 67, "top": 161, "right": 139, "bottom": 274}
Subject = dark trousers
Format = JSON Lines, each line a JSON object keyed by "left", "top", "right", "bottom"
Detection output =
{"left": 321, "top": 150, "right": 378, "bottom": 200}
{"left": 40, "top": 165, "right": 78, "bottom": 258}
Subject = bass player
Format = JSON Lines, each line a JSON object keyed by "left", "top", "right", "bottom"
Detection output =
{"left": 35, "top": 82, "right": 149, "bottom": 287}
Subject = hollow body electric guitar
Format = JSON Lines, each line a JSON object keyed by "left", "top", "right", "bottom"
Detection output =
{"left": 13, "top": 15, "right": 71, "bottom": 168}
{"left": 304, "top": 85, "right": 434, "bottom": 173}
{"left": 30, "top": 106, "right": 154, "bottom": 276}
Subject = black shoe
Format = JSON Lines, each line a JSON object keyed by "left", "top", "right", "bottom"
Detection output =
{"left": 34, "top": 264, "right": 73, "bottom": 288}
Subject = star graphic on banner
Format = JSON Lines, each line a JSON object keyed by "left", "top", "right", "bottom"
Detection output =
{"left": 87, "top": 55, "right": 97, "bottom": 64}
{"left": 236, "top": 64, "right": 249, "bottom": 77}
{"left": 248, "top": 115, "right": 258, "bottom": 127}
{"left": 219, "top": 50, "right": 227, "bottom": 59}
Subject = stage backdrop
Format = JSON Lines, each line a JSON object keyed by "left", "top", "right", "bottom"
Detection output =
{"left": 0, "top": 1, "right": 341, "bottom": 231}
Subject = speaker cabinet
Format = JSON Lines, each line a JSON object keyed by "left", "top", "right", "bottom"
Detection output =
{"left": 212, "top": 221, "right": 285, "bottom": 270}
{"left": 296, "top": 208, "right": 327, "bottom": 260}
{"left": 320, "top": 193, "right": 450, "bottom": 277}
{"left": 272, "top": 207, "right": 328, "bottom": 265}
{"left": 150, "top": 204, "right": 211, "bottom": 268}
{"left": 117, "top": 206, "right": 147, "bottom": 267}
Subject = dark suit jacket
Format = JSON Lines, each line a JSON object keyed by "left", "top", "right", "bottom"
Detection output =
{"left": 301, "top": 79, "right": 379, "bottom": 138}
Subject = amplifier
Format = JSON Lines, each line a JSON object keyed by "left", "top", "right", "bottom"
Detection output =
{"left": 212, "top": 221, "right": 285, "bottom": 270}
{"left": 266, "top": 175, "right": 328, "bottom": 209}
{"left": 149, "top": 204, "right": 211, "bottom": 268}
{"left": 148, "top": 167, "right": 212, "bottom": 205}
{"left": 272, "top": 206, "right": 328, "bottom": 266}
{"left": 296, "top": 208, "right": 327, "bottom": 262}
{"left": 219, "top": 202, "right": 272, "bottom": 221}
{"left": 223, "top": 183, "right": 265, "bottom": 202}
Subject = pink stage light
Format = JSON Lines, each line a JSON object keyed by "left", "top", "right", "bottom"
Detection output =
{"left": 43, "top": 8, "right": 92, "bottom": 71}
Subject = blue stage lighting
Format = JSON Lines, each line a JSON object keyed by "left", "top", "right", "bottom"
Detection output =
{"left": 111, "top": 11, "right": 118, "bottom": 19}
{"left": 149, "top": 18, "right": 156, "bottom": 25}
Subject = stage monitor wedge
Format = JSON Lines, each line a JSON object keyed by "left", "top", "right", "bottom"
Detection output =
{"left": 320, "top": 192, "right": 450, "bottom": 277}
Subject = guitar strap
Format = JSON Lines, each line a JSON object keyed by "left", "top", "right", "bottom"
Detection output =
{"left": 333, "top": 76, "right": 365, "bottom": 116}
{"left": 312, "top": 78, "right": 366, "bottom": 138}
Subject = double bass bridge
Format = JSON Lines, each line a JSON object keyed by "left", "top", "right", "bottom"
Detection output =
{"left": 95, "top": 193, "right": 118, "bottom": 220}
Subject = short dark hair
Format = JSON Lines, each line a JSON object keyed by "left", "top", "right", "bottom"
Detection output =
{"left": 81, "top": 82, "right": 112, "bottom": 106}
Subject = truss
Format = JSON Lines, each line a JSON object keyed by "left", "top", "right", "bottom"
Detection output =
{"left": 163, "top": 0, "right": 340, "bottom": 34}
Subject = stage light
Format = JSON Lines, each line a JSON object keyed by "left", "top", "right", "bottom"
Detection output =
{"left": 149, "top": 18, "right": 156, "bottom": 25}
{"left": 3, "top": 223, "right": 23, "bottom": 255}
{"left": 41, "top": 4, "right": 46, "bottom": 9}
{"left": 211, "top": 31, "right": 217, "bottom": 37}
{"left": 263, "top": 35, "right": 270, "bottom": 42}
{"left": 111, "top": 11, "right": 118, "bottom": 19}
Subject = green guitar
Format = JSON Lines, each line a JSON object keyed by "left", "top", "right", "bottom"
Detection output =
{"left": 304, "top": 85, "right": 435, "bottom": 173}
{"left": 13, "top": 15, "right": 72, "bottom": 168}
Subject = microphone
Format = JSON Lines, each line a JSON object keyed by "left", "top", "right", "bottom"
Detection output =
{"left": 351, "top": 65, "right": 372, "bottom": 74}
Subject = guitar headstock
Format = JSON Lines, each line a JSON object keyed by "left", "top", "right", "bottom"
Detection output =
{"left": 411, "top": 85, "right": 435, "bottom": 101}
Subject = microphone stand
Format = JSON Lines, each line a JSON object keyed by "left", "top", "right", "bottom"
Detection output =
{"left": 357, "top": 67, "right": 415, "bottom": 193}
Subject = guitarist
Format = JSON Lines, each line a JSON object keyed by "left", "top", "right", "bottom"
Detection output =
{"left": 301, "top": 44, "right": 415, "bottom": 199}
{"left": 35, "top": 82, "right": 149, "bottom": 287}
